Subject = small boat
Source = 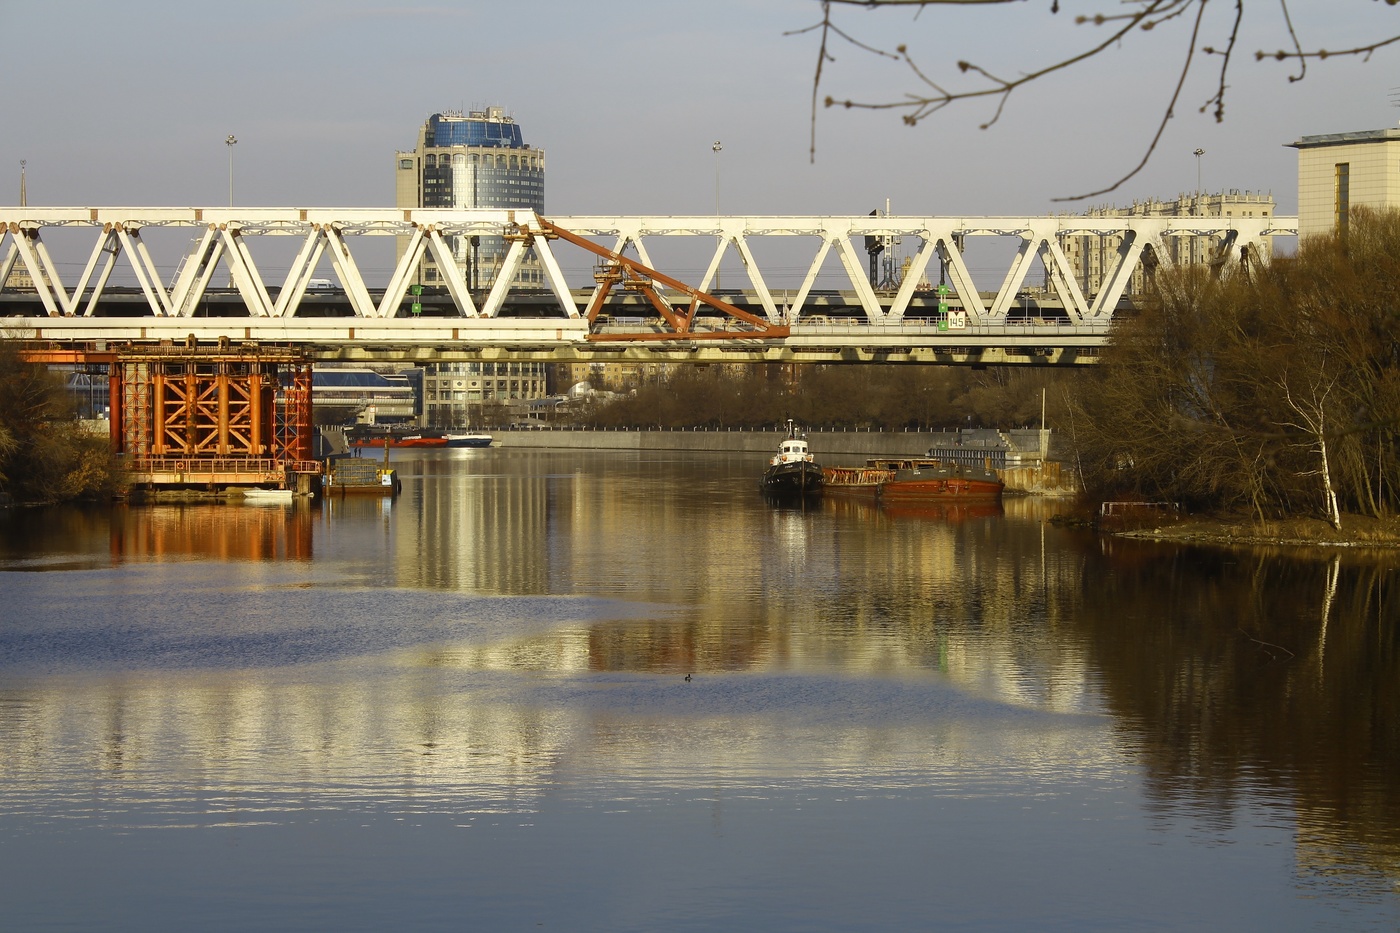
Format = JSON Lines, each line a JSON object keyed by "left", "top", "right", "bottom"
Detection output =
{"left": 443, "top": 433, "right": 494, "bottom": 448}
{"left": 324, "top": 454, "right": 401, "bottom": 496}
{"left": 824, "top": 457, "right": 1003, "bottom": 502}
{"left": 242, "top": 488, "right": 295, "bottom": 503}
{"left": 760, "top": 421, "right": 823, "bottom": 500}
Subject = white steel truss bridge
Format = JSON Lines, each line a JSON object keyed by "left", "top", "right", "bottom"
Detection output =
{"left": 1, "top": 207, "right": 1296, "bottom": 366}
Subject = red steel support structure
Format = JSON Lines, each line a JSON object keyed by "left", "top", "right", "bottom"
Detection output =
{"left": 35, "top": 341, "right": 326, "bottom": 491}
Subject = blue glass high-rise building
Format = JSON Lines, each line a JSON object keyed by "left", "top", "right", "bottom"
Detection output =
{"left": 395, "top": 107, "right": 546, "bottom": 288}
{"left": 394, "top": 108, "right": 550, "bottom": 428}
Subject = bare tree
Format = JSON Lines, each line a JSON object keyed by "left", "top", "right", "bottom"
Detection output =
{"left": 1070, "top": 207, "right": 1400, "bottom": 522}
{"left": 1277, "top": 367, "right": 1343, "bottom": 529}
{"left": 797, "top": 0, "right": 1400, "bottom": 199}
{"left": 1069, "top": 265, "right": 1275, "bottom": 515}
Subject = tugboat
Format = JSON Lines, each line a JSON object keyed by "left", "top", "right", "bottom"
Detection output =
{"left": 760, "top": 420, "right": 824, "bottom": 500}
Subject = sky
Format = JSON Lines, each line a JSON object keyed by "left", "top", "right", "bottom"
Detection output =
{"left": 1, "top": 1, "right": 1396, "bottom": 219}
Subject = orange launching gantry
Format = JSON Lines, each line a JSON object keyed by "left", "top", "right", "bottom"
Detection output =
{"left": 111, "top": 341, "right": 319, "bottom": 491}
{"left": 25, "top": 340, "right": 320, "bottom": 493}
{"left": 531, "top": 217, "right": 789, "bottom": 342}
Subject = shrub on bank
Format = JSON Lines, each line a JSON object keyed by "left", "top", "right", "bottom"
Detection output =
{"left": 0, "top": 344, "right": 120, "bottom": 505}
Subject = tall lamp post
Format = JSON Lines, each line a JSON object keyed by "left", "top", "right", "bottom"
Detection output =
{"left": 1193, "top": 147, "right": 1205, "bottom": 263}
{"left": 226, "top": 134, "right": 238, "bottom": 207}
{"left": 1193, "top": 148, "right": 1204, "bottom": 205}
{"left": 225, "top": 136, "right": 238, "bottom": 287}
{"left": 712, "top": 141, "right": 722, "bottom": 289}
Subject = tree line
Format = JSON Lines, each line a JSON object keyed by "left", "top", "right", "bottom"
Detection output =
{"left": 579, "top": 364, "right": 1066, "bottom": 434}
{"left": 0, "top": 342, "right": 119, "bottom": 506}
{"left": 1070, "top": 206, "right": 1400, "bottom": 525}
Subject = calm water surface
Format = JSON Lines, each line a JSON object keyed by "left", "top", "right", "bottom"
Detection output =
{"left": 1, "top": 449, "right": 1397, "bottom": 931}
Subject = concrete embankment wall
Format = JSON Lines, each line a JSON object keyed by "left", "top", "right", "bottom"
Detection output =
{"left": 489, "top": 429, "right": 1078, "bottom": 495}
{"left": 999, "top": 461, "right": 1075, "bottom": 496}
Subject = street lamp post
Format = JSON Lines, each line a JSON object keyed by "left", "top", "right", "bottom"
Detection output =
{"left": 1193, "top": 147, "right": 1205, "bottom": 263}
{"left": 712, "top": 140, "right": 722, "bottom": 213}
{"left": 226, "top": 135, "right": 238, "bottom": 207}
{"left": 225, "top": 135, "right": 238, "bottom": 288}
{"left": 1193, "top": 148, "right": 1204, "bottom": 205}
{"left": 712, "top": 141, "right": 722, "bottom": 289}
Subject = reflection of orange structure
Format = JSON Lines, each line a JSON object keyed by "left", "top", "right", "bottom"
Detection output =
{"left": 108, "top": 343, "right": 320, "bottom": 491}
{"left": 108, "top": 503, "right": 313, "bottom": 561}
{"left": 880, "top": 501, "right": 1004, "bottom": 522}
{"left": 825, "top": 496, "right": 1003, "bottom": 523}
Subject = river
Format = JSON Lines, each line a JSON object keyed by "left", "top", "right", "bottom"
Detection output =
{"left": 1, "top": 448, "right": 1397, "bottom": 931}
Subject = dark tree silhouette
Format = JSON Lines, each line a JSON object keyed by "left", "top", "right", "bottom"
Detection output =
{"left": 1070, "top": 206, "right": 1400, "bottom": 520}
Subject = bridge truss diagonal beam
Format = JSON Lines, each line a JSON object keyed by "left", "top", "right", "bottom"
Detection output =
{"left": 534, "top": 218, "right": 783, "bottom": 341}
{"left": 1, "top": 209, "right": 1296, "bottom": 350}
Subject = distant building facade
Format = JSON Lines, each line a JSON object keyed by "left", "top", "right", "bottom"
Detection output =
{"left": 560, "top": 361, "right": 673, "bottom": 393}
{"left": 422, "top": 361, "right": 549, "bottom": 428}
{"left": 1065, "top": 191, "right": 1276, "bottom": 297}
{"left": 1289, "top": 126, "right": 1400, "bottom": 239}
{"left": 395, "top": 108, "right": 550, "bottom": 427}
{"left": 313, "top": 367, "right": 418, "bottom": 423}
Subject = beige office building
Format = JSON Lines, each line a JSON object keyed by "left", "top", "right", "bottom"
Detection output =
{"left": 1065, "top": 191, "right": 1276, "bottom": 298}
{"left": 1289, "top": 126, "right": 1400, "bottom": 240}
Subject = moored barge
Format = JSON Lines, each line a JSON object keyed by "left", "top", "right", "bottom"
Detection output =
{"left": 823, "top": 457, "right": 1003, "bottom": 502}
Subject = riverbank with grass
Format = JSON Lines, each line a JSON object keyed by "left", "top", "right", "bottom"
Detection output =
{"left": 1115, "top": 513, "right": 1400, "bottom": 550}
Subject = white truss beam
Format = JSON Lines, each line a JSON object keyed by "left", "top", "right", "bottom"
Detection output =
{"left": 274, "top": 229, "right": 329, "bottom": 317}
{"left": 832, "top": 231, "right": 886, "bottom": 323}
{"left": 9, "top": 226, "right": 65, "bottom": 316}
{"left": 422, "top": 227, "right": 478, "bottom": 316}
{"left": 0, "top": 208, "right": 1296, "bottom": 343}
{"left": 479, "top": 238, "right": 528, "bottom": 318}
{"left": 0, "top": 238, "right": 18, "bottom": 293}
{"left": 1089, "top": 227, "right": 1149, "bottom": 319}
{"left": 321, "top": 225, "right": 375, "bottom": 317}
{"left": 533, "top": 231, "right": 579, "bottom": 317}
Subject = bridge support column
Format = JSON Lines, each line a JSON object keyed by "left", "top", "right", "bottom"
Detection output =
{"left": 108, "top": 343, "right": 317, "bottom": 491}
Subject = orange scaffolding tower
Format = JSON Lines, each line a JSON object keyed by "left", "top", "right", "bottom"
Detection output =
{"left": 108, "top": 342, "right": 319, "bottom": 490}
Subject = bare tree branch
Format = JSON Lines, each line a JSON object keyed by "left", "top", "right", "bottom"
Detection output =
{"left": 788, "top": 3, "right": 902, "bottom": 163}
{"left": 1258, "top": 32, "right": 1400, "bottom": 65}
{"left": 1057, "top": 0, "right": 1208, "bottom": 201}
{"left": 1273, "top": 0, "right": 1307, "bottom": 83}
{"left": 1199, "top": 0, "right": 1244, "bottom": 121}
{"left": 806, "top": 0, "right": 1400, "bottom": 200}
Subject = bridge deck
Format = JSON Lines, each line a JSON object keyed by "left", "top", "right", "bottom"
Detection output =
{"left": 1, "top": 208, "right": 1294, "bottom": 364}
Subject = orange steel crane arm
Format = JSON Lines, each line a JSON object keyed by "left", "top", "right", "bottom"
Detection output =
{"left": 534, "top": 217, "right": 788, "bottom": 339}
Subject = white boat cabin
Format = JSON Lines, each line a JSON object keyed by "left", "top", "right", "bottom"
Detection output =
{"left": 771, "top": 437, "right": 814, "bottom": 466}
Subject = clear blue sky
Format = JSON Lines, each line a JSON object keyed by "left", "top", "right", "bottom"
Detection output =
{"left": 2, "top": 1, "right": 1395, "bottom": 216}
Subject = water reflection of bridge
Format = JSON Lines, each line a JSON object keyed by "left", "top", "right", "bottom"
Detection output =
{"left": 2, "top": 208, "right": 1296, "bottom": 366}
